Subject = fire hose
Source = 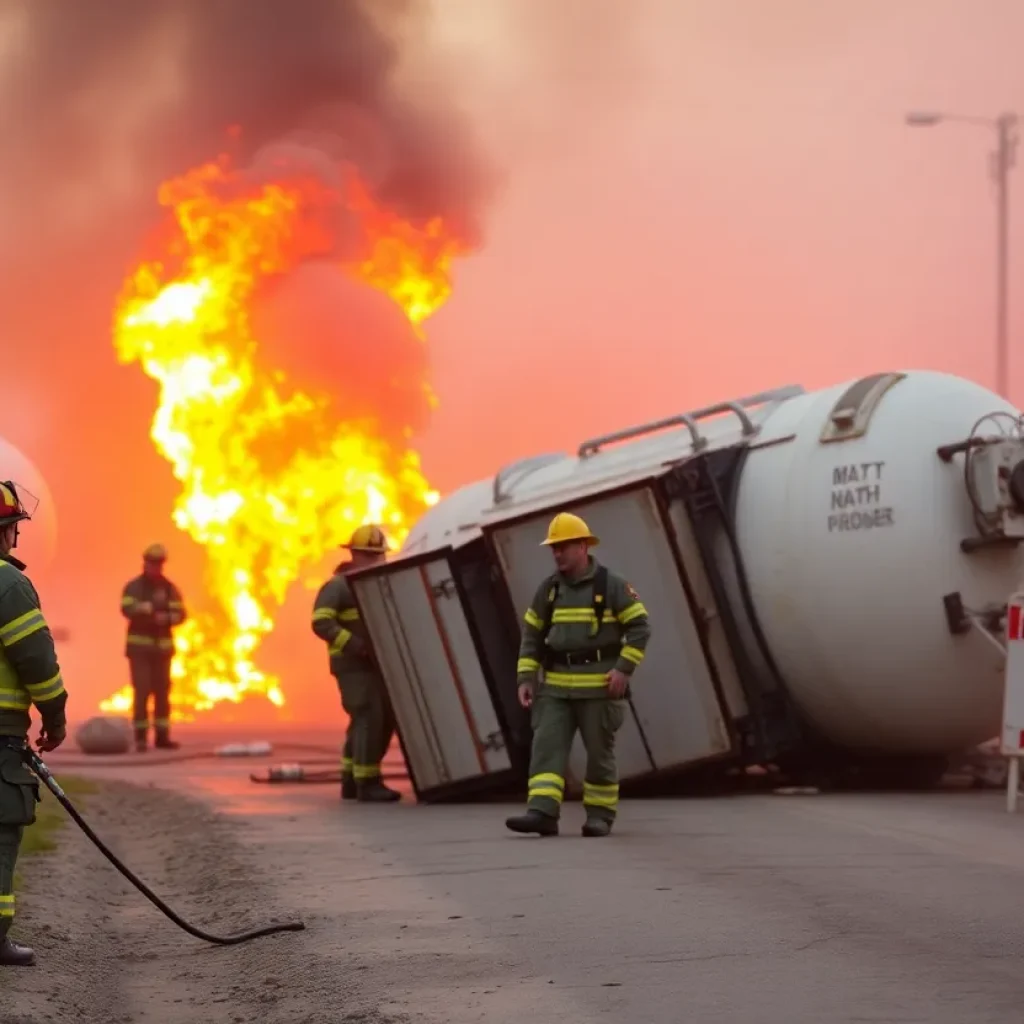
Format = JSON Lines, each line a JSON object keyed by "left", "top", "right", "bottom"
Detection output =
{"left": 22, "top": 748, "right": 306, "bottom": 946}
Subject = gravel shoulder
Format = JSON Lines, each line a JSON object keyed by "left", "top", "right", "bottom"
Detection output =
{"left": 2, "top": 780, "right": 400, "bottom": 1024}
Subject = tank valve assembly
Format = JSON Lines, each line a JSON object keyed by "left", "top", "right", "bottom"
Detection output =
{"left": 938, "top": 411, "right": 1024, "bottom": 553}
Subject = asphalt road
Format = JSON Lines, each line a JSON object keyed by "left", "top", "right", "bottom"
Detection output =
{"left": 9, "top": 741, "right": 1024, "bottom": 1023}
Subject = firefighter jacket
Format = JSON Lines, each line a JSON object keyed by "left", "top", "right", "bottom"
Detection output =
{"left": 516, "top": 556, "right": 651, "bottom": 699}
{"left": 0, "top": 555, "right": 67, "bottom": 738}
{"left": 120, "top": 574, "right": 186, "bottom": 657}
{"left": 311, "top": 564, "right": 373, "bottom": 677}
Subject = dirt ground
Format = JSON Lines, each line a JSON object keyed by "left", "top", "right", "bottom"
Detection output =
{"left": 7, "top": 748, "right": 1024, "bottom": 1023}
{"left": 3, "top": 780, "right": 400, "bottom": 1024}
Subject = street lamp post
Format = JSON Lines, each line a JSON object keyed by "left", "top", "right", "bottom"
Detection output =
{"left": 905, "top": 110, "right": 1018, "bottom": 400}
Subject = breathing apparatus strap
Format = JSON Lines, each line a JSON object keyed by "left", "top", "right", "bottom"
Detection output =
{"left": 539, "top": 566, "right": 610, "bottom": 667}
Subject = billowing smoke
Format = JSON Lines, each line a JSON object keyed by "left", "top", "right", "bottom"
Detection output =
{"left": 0, "top": 0, "right": 494, "bottom": 448}
{"left": 0, "top": 0, "right": 493, "bottom": 248}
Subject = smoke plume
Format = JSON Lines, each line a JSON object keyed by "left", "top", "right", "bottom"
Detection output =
{"left": 0, "top": 0, "right": 493, "bottom": 250}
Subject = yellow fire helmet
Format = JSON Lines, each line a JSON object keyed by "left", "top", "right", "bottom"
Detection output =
{"left": 541, "top": 512, "right": 599, "bottom": 547}
{"left": 0, "top": 481, "right": 30, "bottom": 527}
{"left": 143, "top": 543, "right": 168, "bottom": 562}
{"left": 344, "top": 524, "right": 389, "bottom": 553}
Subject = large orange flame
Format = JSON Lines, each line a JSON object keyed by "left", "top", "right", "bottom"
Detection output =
{"left": 99, "top": 154, "right": 462, "bottom": 720}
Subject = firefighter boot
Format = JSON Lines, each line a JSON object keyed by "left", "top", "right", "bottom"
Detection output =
{"left": 505, "top": 809, "right": 559, "bottom": 836}
{"left": 154, "top": 727, "right": 180, "bottom": 751}
{"left": 0, "top": 937, "right": 35, "bottom": 966}
{"left": 581, "top": 816, "right": 612, "bottom": 838}
{"left": 340, "top": 774, "right": 357, "bottom": 800}
{"left": 134, "top": 728, "right": 148, "bottom": 754}
{"left": 357, "top": 778, "right": 401, "bottom": 802}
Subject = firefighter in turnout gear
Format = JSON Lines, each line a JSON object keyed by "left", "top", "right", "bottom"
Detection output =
{"left": 0, "top": 481, "right": 68, "bottom": 966}
{"left": 311, "top": 525, "right": 400, "bottom": 803}
{"left": 120, "top": 544, "right": 186, "bottom": 752}
{"left": 505, "top": 512, "right": 651, "bottom": 838}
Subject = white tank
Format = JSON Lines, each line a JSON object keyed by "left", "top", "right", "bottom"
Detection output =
{"left": 733, "top": 371, "right": 1021, "bottom": 755}
{"left": 401, "top": 370, "right": 1022, "bottom": 759}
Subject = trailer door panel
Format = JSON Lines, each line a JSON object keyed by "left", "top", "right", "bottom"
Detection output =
{"left": 350, "top": 552, "right": 513, "bottom": 797}
{"left": 486, "top": 484, "right": 732, "bottom": 781}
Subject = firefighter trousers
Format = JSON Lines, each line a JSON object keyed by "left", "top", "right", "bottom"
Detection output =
{"left": 526, "top": 694, "right": 628, "bottom": 823}
{"left": 0, "top": 825, "right": 21, "bottom": 940}
{"left": 0, "top": 744, "right": 37, "bottom": 939}
{"left": 129, "top": 652, "right": 174, "bottom": 740}
{"left": 334, "top": 667, "right": 396, "bottom": 783}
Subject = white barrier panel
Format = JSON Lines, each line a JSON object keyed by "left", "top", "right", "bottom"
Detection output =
{"left": 1001, "top": 593, "right": 1024, "bottom": 812}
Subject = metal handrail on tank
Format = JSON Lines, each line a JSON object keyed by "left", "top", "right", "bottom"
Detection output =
{"left": 576, "top": 385, "right": 806, "bottom": 459}
{"left": 492, "top": 453, "right": 566, "bottom": 504}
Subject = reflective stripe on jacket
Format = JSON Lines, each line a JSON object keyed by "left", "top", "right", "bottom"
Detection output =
{"left": 516, "top": 557, "right": 651, "bottom": 699}
{"left": 311, "top": 566, "right": 371, "bottom": 675}
{"left": 121, "top": 574, "right": 186, "bottom": 657}
{"left": 0, "top": 558, "right": 67, "bottom": 737}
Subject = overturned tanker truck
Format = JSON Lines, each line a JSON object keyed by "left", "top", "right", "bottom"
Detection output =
{"left": 346, "top": 370, "right": 1024, "bottom": 802}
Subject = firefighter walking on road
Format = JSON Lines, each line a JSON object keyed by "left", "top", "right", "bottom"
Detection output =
{"left": 0, "top": 480, "right": 68, "bottom": 966}
{"left": 121, "top": 544, "right": 186, "bottom": 752}
{"left": 311, "top": 525, "right": 400, "bottom": 803}
{"left": 505, "top": 512, "right": 651, "bottom": 838}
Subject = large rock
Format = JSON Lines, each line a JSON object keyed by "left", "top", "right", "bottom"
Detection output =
{"left": 75, "top": 716, "right": 133, "bottom": 756}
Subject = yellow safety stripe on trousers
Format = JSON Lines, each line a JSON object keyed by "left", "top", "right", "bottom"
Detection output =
{"left": 352, "top": 762, "right": 381, "bottom": 780}
{"left": 25, "top": 671, "right": 64, "bottom": 703}
{"left": 0, "top": 608, "right": 45, "bottom": 647}
{"left": 527, "top": 772, "right": 565, "bottom": 802}
{"left": 341, "top": 757, "right": 353, "bottom": 773}
{"left": 583, "top": 781, "right": 619, "bottom": 808}
{"left": 516, "top": 657, "right": 541, "bottom": 674}
{"left": 339, "top": 608, "right": 360, "bottom": 622}
{"left": 0, "top": 687, "right": 29, "bottom": 711}
{"left": 544, "top": 671, "right": 610, "bottom": 688}
{"left": 311, "top": 607, "right": 337, "bottom": 622}
{"left": 167, "top": 601, "right": 183, "bottom": 610}
{"left": 620, "top": 645, "right": 645, "bottom": 665}
{"left": 154, "top": 718, "right": 170, "bottom": 728}
{"left": 133, "top": 719, "right": 148, "bottom": 729}
{"left": 550, "top": 608, "right": 617, "bottom": 624}
{"left": 121, "top": 596, "right": 136, "bottom": 608}
{"left": 127, "top": 635, "right": 174, "bottom": 650}
{"left": 329, "top": 629, "right": 352, "bottom": 654}
{"left": 616, "top": 602, "right": 648, "bottom": 625}
{"left": 523, "top": 608, "right": 544, "bottom": 630}
{"left": 0, "top": 893, "right": 14, "bottom": 918}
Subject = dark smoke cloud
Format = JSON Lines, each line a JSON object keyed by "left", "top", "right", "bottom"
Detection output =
{"left": 0, "top": 0, "right": 493, "bottom": 250}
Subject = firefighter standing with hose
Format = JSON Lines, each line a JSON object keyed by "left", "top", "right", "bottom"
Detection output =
{"left": 311, "top": 525, "right": 400, "bottom": 803}
{"left": 120, "top": 544, "right": 187, "bottom": 752}
{"left": 505, "top": 512, "right": 651, "bottom": 838}
{"left": 0, "top": 480, "right": 68, "bottom": 966}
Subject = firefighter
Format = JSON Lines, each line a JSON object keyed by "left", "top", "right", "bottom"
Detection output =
{"left": 0, "top": 480, "right": 68, "bottom": 966}
{"left": 311, "top": 524, "right": 400, "bottom": 803}
{"left": 505, "top": 512, "right": 651, "bottom": 838}
{"left": 120, "top": 543, "right": 187, "bottom": 752}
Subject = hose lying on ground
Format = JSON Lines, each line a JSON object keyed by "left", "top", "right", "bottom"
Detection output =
{"left": 23, "top": 748, "right": 306, "bottom": 947}
{"left": 51, "top": 742, "right": 348, "bottom": 769}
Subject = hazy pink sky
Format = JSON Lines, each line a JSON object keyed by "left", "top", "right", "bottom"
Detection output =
{"left": 4, "top": 0, "right": 1024, "bottom": 726}
{"left": 417, "top": 0, "right": 1024, "bottom": 489}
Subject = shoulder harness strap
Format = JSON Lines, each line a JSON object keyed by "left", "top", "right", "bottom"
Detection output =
{"left": 539, "top": 566, "right": 610, "bottom": 640}
{"left": 590, "top": 565, "right": 609, "bottom": 637}
{"left": 539, "top": 575, "right": 560, "bottom": 647}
